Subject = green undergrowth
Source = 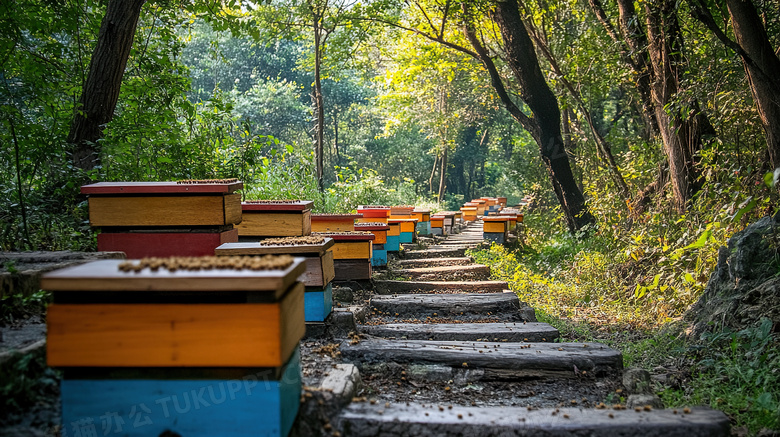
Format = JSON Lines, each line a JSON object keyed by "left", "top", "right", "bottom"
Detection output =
{"left": 0, "top": 351, "right": 59, "bottom": 423}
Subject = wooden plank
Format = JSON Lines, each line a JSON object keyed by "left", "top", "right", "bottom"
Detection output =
{"left": 304, "top": 284, "right": 333, "bottom": 322}
{"left": 375, "top": 279, "right": 507, "bottom": 294}
{"left": 362, "top": 322, "right": 559, "bottom": 342}
{"left": 97, "top": 229, "right": 238, "bottom": 258}
{"left": 330, "top": 241, "right": 371, "bottom": 260}
{"left": 81, "top": 181, "right": 243, "bottom": 195}
{"left": 371, "top": 293, "right": 523, "bottom": 318}
{"left": 394, "top": 264, "right": 491, "bottom": 281}
{"left": 61, "top": 350, "right": 301, "bottom": 437}
{"left": 237, "top": 210, "right": 311, "bottom": 237}
{"left": 395, "top": 257, "right": 474, "bottom": 268}
{"left": 215, "top": 238, "right": 334, "bottom": 256}
{"left": 339, "top": 403, "right": 729, "bottom": 437}
{"left": 333, "top": 259, "right": 372, "bottom": 281}
{"left": 47, "top": 283, "right": 305, "bottom": 367}
{"left": 341, "top": 338, "right": 623, "bottom": 376}
{"left": 40, "top": 258, "right": 305, "bottom": 294}
{"left": 88, "top": 195, "right": 240, "bottom": 227}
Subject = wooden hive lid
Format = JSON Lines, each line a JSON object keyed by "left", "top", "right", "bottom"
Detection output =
{"left": 388, "top": 218, "right": 419, "bottom": 223}
{"left": 242, "top": 200, "right": 314, "bottom": 211}
{"left": 215, "top": 237, "right": 335, "bottom": 256}
{"left": 81, "top": 180, "right": 243, "bottom": 195}
{"left": 354, "top": 222, "right": 390, "bottom": 231}
{"left": 312, "top": 231, "right": 375, "bottom": 241}
{"left": 311, "top": 213, "right": 363, "bottom": 221}
{"left": 40, "top": 257, "right": 305, "bottom": 293}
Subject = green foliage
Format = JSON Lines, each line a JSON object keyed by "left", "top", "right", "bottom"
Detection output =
{"left": 0, "top": 290, "right": 50, "bottom": 326}
{"left": 0, "top": 351, "right": 59, "bottom": 418}
{"left": 659, "top": 319, "right": 780, "bottom": 434}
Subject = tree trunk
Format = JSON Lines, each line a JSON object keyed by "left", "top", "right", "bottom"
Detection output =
{"left": 438, "top": 145, "right": 447, "bottom": 204}
{"left": 313, "top": 13, "right": 325, "bottom": 191}
{"left": 429, "top": 154, "right": 439, "bottom": 194}
{"left": 491, "top": 0, "right": 593, "bottom": 231}
{"left": 726, "top": 0, "right": 780, "bottom": 169}
{"left": 333, "top": 108, "right": 341, "bottom": 167}
{"left": 644, "top": 0, "right": 711, "bottom": 212}
{"left": 68, "top": 0, "right": 146, "bottom": 171}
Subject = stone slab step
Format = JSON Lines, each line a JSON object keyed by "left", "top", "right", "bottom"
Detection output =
{"left": 337, "top": 403, "right": 730, "bottom": 437}
{"left": 375, "top": 280, "right": 507, "bottom": 295}
{"left": 394, "top": 257, "right": 474, "bottom": 268}
{"left": 371, "top": 293, "right": 530, "bottom": 320}
{"left": 362, "top": 322, "right": 559, "bottom": 342}
{"left": 402, "top": 247, "right": 467, "bottom": 259}
{"left": 392, "top": 264, "right": 490, "bottom": 281}
{"left": 340, "top": 339, "right": 623, "bottom": 377}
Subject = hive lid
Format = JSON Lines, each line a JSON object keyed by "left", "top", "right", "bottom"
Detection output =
{"left": 242, "top": 200, "right": 314, "bottom": 211}
{"left": 311, "top": 213, "right": 363, "bottom": 221}
{"left": 216, "top": 237, "right": 335, "bottom": 256}
{"left": 40, "top": 257, "right": 305, "bottom": 293}
{"left": 313, "top": 231, "right": 376, "bottom": 241}
{"left": 81, "top": 180, "right": 243, "bottom": 195}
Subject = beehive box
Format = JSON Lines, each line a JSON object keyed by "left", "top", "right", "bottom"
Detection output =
{"left": 215, "top": 236, "right": 336, "bottom": 322}
{"left": 310, "top": 213, "right": 363, "bottom": 232}
{"left": 412, "top": 209, "right": 431, "bottom": 235}
{"left": 356, "top": 205, "right": 390, "bottom": 224}
{"left": 431, "top": 214, "right": 445, "bottom": 236}
{"left": 471, "top": 199, "right": 487, "bottom": 215}
{"left": 497, "top": 197, "right": 508, "bottom": 207}
{"left": 438, "top": 212, "right": 457, "bottom": 234}
{"left": 461, "top": 206, "right": 478, "bottom": 222}
{"left": 483, "top": 216, "right": 510, "bottom": 244}
{"left": 355, "top": 222, "right": 390, "bottom": 267}
{"left": 313, "top": 232, "right": 375, "bottom": 280}
{"left": 389, "top": 205, "right": 414, "bottom": 219}
{"left": 385, "top": 221, "right": 401, "bottom": 252}
{"left": 389, "top": 218, "right": 418, "bottom": 244}
{"left": 82, "top": 180, "right": 243, "bottom": 258}
{"left": 237, "top": 200, "right": 313, "bottom": 238}
{"left": 44, "top": 255, "right": 306, "bottom": 437}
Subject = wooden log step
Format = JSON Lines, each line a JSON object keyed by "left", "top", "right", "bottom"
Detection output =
{"left": 375, "top": 280, "right": 508, "bottom": 295}
{"left": 392, "top": 264, "right": 490, "bottom": 281}
{"left": 361, "top": 322, "right": 559, "bottom": 342}
{"left": 402, "top": 247, "right": 467, "bottom": 259}
{"left": 371, "top": 293, "right": 529, "bottom": 320}
{"left": 340, "top": 339, "right": 623, "bottom": 378}
{"left": 393, "top": 257, "right": 474, "bottom": 268}
{"left": 337, "top": 403, "right": 730, "bottom": 437}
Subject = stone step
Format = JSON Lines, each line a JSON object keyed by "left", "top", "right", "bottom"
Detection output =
{"left": 337, "top": 403, "right": 730, "bottom": 437}
{"left": 375, "top": 280, "right": 508, "bottom": 295}
{"left": 392, "top": 264, "right": 491, "bottom": 281}
{"left": 340, "top": 339, "right": 623, "bottom": 378}
{"left": 394, "top": 257, "right": 474, "bottom": 269}
{"left": 402, "top": 247, "right": 467, "bottom": 259}
{"left": 361, "top": 322, "right": 559, "bottom": 342}
{"left": 371, "top": 293, "right": 532, "bottom": 320}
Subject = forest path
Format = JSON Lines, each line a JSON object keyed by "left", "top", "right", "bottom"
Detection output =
{"left": 335, "top": 220, "right": 730, "bottom": 436}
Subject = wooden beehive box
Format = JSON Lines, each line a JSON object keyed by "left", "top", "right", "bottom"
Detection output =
{"left": 471, "top": 199, "right": 487, "bottom": 215}
{"left": 355, "top": 222, "right": 390, "bottom": 267}
{"left": 83, "top": 180, "right": 243, "bottom": 258}
{"left": 460, "top": 206, "right": 478, "bottom": 222}
{"left": 43, "top": 256, "right": 306, "bottom": 368}
{"left": 311, "top": 213, "right": 362, "bottom": 232}
{"left": 431, "top": 214, "right": 445, "bottom": 236}
{"left": 314, "top": 232, "right": 375, "bottom": 280}
{"left": 82, "top": 180, "right": 243, "bottom": 228}
{"left": 412, "top": 209, "right": 432, "bottom": 235}
{"left": 215, "top": 237, "right": 335, "bottom": 288}
{"left": 238, "top": 200, "right": 313, "bottom": 238}
{"left": 356, "top": 205, "right": 390, "bottom": 224}
{"left": 498, "top": 197, "right": 508, "bottom": 207}
{"left": 389, "top": 205, "right": 414, "bottom": 219}
{"left": 385, "top": 220, "right": 401, "bottom": 251}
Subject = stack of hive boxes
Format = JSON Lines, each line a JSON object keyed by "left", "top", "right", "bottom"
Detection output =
{"left": 355, "top": 222, "right": 390, "bottom": 267}
{"left": 389, "top": 206, "right": 418, "bottom": 244}
{"left": 44, "top": 255, "right": 306, "bottom": 437}
{"left": 357, "top": 205, "right": 398, "bottom": 253}
{"left": 83, "top": 180, "right": 242, "bottom": 258}
{"left": 313, "top": 231, "right": 375, "bottom": 280}
{"left": 412, "top": 209, "right": 431, "bottom": 235}
{"left": 460, "top": 202, "right": 478, "bottom": 222}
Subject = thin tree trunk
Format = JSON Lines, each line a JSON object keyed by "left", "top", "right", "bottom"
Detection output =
{"left": 491, "top": 0, "right": 594, "bottom": 231}
{"left": 68, "top": 0, "right": 146, "bottom": 171}
{"left": 429, "top": 154, "right": 439, "bottom": 194}
{"left": 726, "top": 0, "right": 780, "bottom": 169}
{"left": 438, "top": 145, "right": 447, "bottom": 203}
{"left": 313, "top": 13, "right": 325, "bottom": 191}
{"left": 333, "top": 109, "right": 341, "bottom": 167}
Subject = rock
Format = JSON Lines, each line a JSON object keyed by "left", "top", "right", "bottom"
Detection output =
{"left": 623, "top": 368, "right": 653, "bottom": 394}
{"left": 328, "top": 310, "right": 357, "bottom": 337}
{"left": 321, "top": 364, "right": 362, "bottom": 408}
{"left": 332, "top": 286, "right": 354, "bottom": 304}
{"left": 626, "top": 394, "right": 664, "bottom": 409}
{"left": 687, "top": 214, "right": 780, "bottom": 336}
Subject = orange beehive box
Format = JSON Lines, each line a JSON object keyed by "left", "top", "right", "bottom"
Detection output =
{"left": 356, "top": 205, "right": 390, "bottom": 224}
{"left": 483, "top": 216, "right": 509, "bottom": 234}
{"left": 43, "top": 257, "right": 306, "bottom": 368}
